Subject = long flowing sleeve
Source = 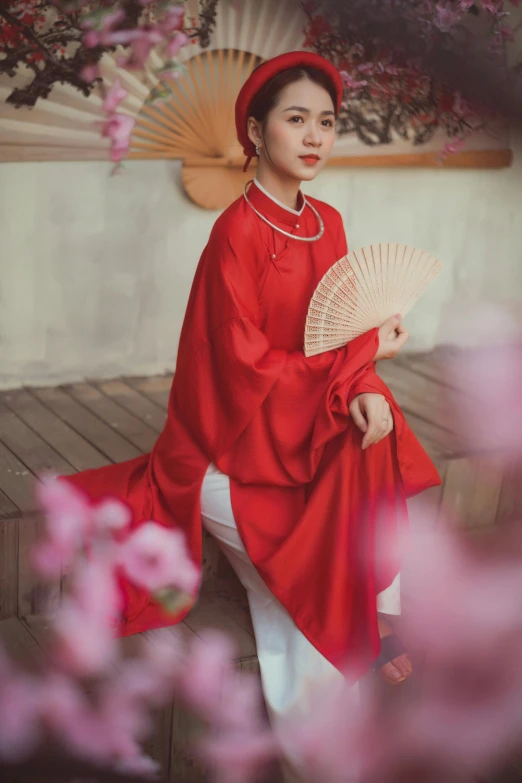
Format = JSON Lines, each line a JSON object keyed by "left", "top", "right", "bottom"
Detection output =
{"left": 173, "top": 213, "right": 378, "bottom": 486}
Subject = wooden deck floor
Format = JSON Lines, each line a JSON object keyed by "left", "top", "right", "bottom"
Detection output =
{"left": 0, "top": 352, "right": 520, "bottom": 781}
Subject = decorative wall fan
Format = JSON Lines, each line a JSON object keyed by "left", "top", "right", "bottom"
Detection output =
{"left": 0, "top": 0, "right": 310, "bottom": 209}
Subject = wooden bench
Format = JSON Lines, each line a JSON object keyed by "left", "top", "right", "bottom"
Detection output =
{"left": 0, "top": 352, "right": 519, "bottom": 781}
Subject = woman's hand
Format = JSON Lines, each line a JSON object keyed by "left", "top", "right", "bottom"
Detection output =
{"left": 349, "top": 393, "right": 394, "bottom": 450}
{"left": 373, "top": 315, "right": 409, "bottom": 361}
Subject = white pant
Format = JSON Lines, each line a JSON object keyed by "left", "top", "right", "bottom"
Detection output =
{"left": 200, "top": 463, "right": 401, "bottom": 728}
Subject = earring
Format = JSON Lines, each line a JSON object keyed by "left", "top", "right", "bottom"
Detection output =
{"left": 255, "top": 142, "right": 262, "bottom": 156}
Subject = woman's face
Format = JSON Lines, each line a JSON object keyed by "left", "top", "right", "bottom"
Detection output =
{"left": 249, "top": 77, "right": 337, "bottom": 183}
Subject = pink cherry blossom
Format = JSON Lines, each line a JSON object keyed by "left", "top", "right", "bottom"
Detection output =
{"left": 70, "top": 555, "right": 122, "bottom": 623}
{"left": 80, "top": 64, "right": 100, "bottom": 83}
{"left": 39, "top": 674, "right": 88, "bottom": 735}
{"left": 102, "top": 113, "right": 136, "bottom": 163}
{"left": 162, "top": 5, "right": 186, "bottom": 34}
{"left": 176, "top": 630, "right": 238, "bottom": 718}
{"left": 167, "top": 31, "right": 190, "bottom": 59}
{"left": 121, "top": 28, "right": 164, "bottom": 70}
{"left": 0, "top": 674, "right": 42, "bottom": 760}
{"left": 116, "top": 521, "right": 199, "bottom": 596}
{"left": 92, "top": 496, "right": 132, "bottom": 534}
{"left": 447, "top": 341, "right": 522, "bottom": 455}
{"left": 103, "top": 78, "right": 129, "bottom": 113}
{"left": 54, "top": 600, "right": 118, "bottom": 676}
{"left": 435, "top": 4, "right": 460, "bottom": 31}
{"left": 340, "top": 70, "right": 368, "bottom": 91}
{"left": 481, "top": 0, "right": 504, "bottom": 13}
{"left": 33, "top": 476, "right": 92, "bottom": 577}
{"left": 200, "top": 730, "right": 279, "bottom": 783}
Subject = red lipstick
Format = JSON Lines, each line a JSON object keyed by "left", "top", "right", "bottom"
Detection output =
{"left": 299, "top": 154, "right": 321, "bottom": 166}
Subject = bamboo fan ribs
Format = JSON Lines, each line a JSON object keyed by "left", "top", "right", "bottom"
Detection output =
{"left": 304, "top": 243, "right": 443, "bottom": 357}
{"left": 0, "top": 0, "right": 309, "bottom": 204}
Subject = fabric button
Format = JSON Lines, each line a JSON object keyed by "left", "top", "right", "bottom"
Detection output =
{"left": 272, "top": 254, "right": 276, "bottom": 259}
{"left": 296, "top": 224, "right": 300, "bottom": 229}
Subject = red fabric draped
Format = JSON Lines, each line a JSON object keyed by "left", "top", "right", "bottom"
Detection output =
{"left": 66, "top": 182, "right": 440, "bottom": 675}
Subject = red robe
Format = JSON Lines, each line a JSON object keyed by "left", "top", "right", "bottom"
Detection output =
{"left": 66, "top": 181, "right": 441, "bottom": 675}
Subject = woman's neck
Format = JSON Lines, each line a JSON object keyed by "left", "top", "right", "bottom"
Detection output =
{"left": 254, "top": 167, "right": 301, "bottom": 211}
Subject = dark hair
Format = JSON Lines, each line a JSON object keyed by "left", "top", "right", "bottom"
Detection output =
{"left": 248, "top": 66, "right": 338, "bottom": 125}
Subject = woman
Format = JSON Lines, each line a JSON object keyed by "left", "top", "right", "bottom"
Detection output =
{"left": 66, "top": 51, "right": 440, "bottom": 730}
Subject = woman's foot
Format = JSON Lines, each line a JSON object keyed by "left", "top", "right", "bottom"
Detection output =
{"left": 376, "top": 614, "right": 412, "bottom": 685}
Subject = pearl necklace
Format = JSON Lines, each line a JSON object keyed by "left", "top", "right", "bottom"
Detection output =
{"left": 243, "top": 181, "right": 324, "bottom": 242}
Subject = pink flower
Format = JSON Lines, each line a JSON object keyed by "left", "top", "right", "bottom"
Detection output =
{"left": 33, "top": 476, "right": 92, "bottom": 577}
{"left": 103, "top": 78, "right": 129, "bottom": 113}
{"left": 39, "top": 674, "right": 88, "bottom": 734}
{"left": 81, "top": 64, "right": 100, "bottom": 83}
{"left": 102, "top": 113, "right": 136, "bottom": 163}
{"left": 200, "top": 730, "right": 278, "bottom": 783}
{"left": 162, "top": 5, "right": 186, "bottom": 34}
{"left": 112, "top": 653, "right": 178, "bottom": 707}
{"left": 71, "top": 556, "right": 122, "bottom": 623}
{"left": 54, "top": 600, "right": 118, "bottom": 676}
{"left": 435, "top": 4, "right": 460, "bottom": 31}
{"left": 0, "top": 675, "right": 42, "bottom": 760}
{"left": 340, "top": 70, "right": 368, "bottom": 91}
{"left": 116, "top": 522, "right": 199, "bottom": 596}
{"left": 121, "top": 28, "right": 164, "bottom": 70}
{"left": 92, "top": 497, "right": 132, "bottom": 534}
{"left": 167, "top": 31, "right": 189, "bottom": 58}
{"left": 481, "top": 0, "right": 503, "bottom": 14}
{"left": 446, "top": 339, "right": 522, "bottom": 455}
{"left": 177, "top": 631, "right": 238, "bottom": 719}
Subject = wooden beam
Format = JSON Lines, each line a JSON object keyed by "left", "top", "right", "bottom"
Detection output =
{"left": 326, "top": 148, "right": 513, "bottom": 169}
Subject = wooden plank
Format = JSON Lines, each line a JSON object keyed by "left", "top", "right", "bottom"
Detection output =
{"left": 183, "top": 593, "right": 256, "bottom": 660}
{"left": 0, "top": 517, "right": 19, "bottom": 620}
{"left": 199, "top": 575, "right": 254, "bottom": 640}
{"left": 377, "top": 361, "right": 465, "bottom": 446}
{"left": 400, "top": 413, "right": 454, "bottom": 460}
{"left": 407, "top": 459, "right": 448, "bottom": 530}
{"left": 460, "top": 455, "right": 504, "bottom": 529}
{"left": 147, "top": 705, "right": 174, "bottom": 777}
{"left": 201, "top": 529, "right": 223, "bottom": 583}
{"left": 237, "top": 656, "right": 260, "bottom": 676}
{"left": 397, "top": 350, "right": 458, "bottom": 389}
{"left": 142, "top": 624, "right": 203, "bottom": 782}
{"left": 96, "top": 379, "right": 167, "bottom": 434}
{"left": 327, "top": 148, "right": 513, "bottom": 169}
{"left": 64, "top": 382, "right": 157, "bottom": 453}
{"left": 2, "top": 388, "right": 109, "bottom": 472}
{"left": 0, "top": 486, "right": 20, "bottom": 521}
{"left": 496, "top": 457, "right": 522, "bottom": 526}
{"left": 126, "top": 375, "right": 172, "bottom": 412}
{"left": 144, "top": 622, "right": 199, "bottom": 657}
{"left": 30, "top": 386, "right": 141, "bottom": 464}
{"left": 21, "top": 614, "right": 54, "bottom": 654}
{"left": 170, "top": 706, "right": 208, "bottom": 783}
{"left": 0, "top": 398, "right": 74, "bottom": 478}
{"left": 399, "top": 348, "right": 485, "bottom": 402}
{"left": 439, "top": 455, "right": 503, "bottom": 529}
{"left": 0, "top": 617, "right": 46, "bottom": 669}
{"left": 18, "top": 514, "right": 60, "bottom": 617}
{"left": 440, "top": 457, "right": 478, "bottom": 526}
{"left": 0, "top": 439, "right": 38, "bottom": 514}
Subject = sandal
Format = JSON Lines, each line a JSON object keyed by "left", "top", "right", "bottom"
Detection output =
{"left": 371, "top": 633, "right": 411, "bottom": 685}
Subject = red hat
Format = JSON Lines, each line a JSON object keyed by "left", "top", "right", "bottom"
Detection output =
{"left": 235, "top": 51, "right": 344, "bottom": 172}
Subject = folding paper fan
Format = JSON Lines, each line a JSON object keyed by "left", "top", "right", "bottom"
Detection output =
{"left": 304, "top": 243, "right": 443, "bottom": 357}
{"left": 0, "top": 0, "right": 309, "bottom": 209}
